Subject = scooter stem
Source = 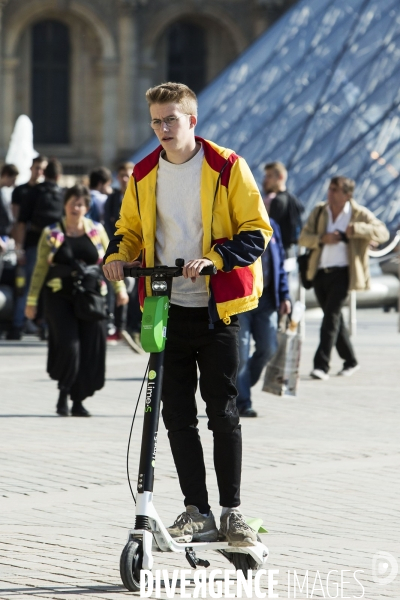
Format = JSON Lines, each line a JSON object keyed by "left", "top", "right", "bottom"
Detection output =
{"left": 137, "top": 351, "right": 164, "bottom": 495}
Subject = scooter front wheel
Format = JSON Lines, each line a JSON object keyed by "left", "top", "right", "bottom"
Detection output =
{"left": 120, "top": 539, "right": 143, "bottom": 591}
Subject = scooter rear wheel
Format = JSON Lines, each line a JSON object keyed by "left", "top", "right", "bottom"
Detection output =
{"left": 218, "top": 549, "right": 259, "bottom": 573}
{"left": 120, "top": 539, "right": 143, "bottom": 591}
{"left": 218, "top": 534, "right": 263, "bottom": 573}
{"left": 229, "top": 550, "right": 258, "bottom": 572}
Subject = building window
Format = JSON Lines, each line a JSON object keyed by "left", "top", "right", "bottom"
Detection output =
{"left": 31, "top": 20, "right": 70, "bottom": 144}
{"left": 167, "top": 21, "right": 206, "bottom": 94}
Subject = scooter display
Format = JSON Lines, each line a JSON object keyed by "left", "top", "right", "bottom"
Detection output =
{"left": 119, "top": 259, "right": 269, "bottom": 592}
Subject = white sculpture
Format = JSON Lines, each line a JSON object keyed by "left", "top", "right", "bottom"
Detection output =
{"left": 5, "top": 115, "right": 38, "bottom": 185}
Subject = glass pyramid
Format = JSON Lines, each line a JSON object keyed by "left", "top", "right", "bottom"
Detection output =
{"left": 132, "top": 0, "right": 400, "bottom": 231}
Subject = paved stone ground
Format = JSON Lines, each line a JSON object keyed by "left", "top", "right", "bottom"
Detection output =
{"left": 0, "top": 308, "right": 399, "bottom": 599}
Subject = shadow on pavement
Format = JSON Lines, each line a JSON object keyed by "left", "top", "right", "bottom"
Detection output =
{"left": 0, "top": 341, "right": 45, "bottom": 347}
{"left": 0, "top": 414, "right": 208, "bottom": 418}
{"left": 0, "top": 585, "right": 126, "bottom": 595}
{"left": 1, "top": 579, "right": 227, "bottom": 594}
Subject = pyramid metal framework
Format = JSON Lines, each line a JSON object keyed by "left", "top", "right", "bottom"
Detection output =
{"left": 133, "top": 0, "right": 400, "bottom": 230}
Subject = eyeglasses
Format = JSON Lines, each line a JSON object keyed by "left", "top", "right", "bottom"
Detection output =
{"left": 150, "top": 114, "right": 190, "bottom": 130}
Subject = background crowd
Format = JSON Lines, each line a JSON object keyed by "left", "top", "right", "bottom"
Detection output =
{"left": 0, "top": 158, "right": 142, "bottom": 347}
{"left": 0, "top": 154, "right": 391, "bottom": 418}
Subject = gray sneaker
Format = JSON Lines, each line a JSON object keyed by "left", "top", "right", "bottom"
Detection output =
{"left": 167, "top": 505, "right": 218, "bottom": 543}
{"left": 219, "top": 509, "right": 257, "bottom": 546}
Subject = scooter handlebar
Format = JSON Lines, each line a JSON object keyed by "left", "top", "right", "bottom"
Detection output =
{"left": 123, "top": 264, "right": 217, "bottom": 278}
{"left": 197, "top": 264, "right": 217, "bottom": 276}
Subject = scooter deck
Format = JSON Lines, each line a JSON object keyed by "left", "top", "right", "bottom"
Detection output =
{"left": 128, "top": 528, "right": 269, "bottom": 564}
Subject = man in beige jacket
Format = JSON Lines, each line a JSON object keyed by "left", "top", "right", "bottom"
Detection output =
{"left": 299, "top": 176, "right": 389, "bottom": 380}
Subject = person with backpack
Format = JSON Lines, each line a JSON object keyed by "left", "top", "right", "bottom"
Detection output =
{"left": 11, "top": 155, "right": 48, "bottom": 222}
{"left": 9, "top": 159, "right": 64, "bottom": 339}
{"left": 263, "top": 161, "right": 304, "bottom": 257}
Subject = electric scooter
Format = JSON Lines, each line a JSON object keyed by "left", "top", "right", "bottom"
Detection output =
{"left": 119, "top": 259, "right": 269, "bottom": 592}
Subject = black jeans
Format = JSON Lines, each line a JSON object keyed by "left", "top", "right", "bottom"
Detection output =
{"left": 162, "top": 304, "right": 241, "bottom": 514}
{"left": 313, "top": 268, "right": 357, "bottom": 373}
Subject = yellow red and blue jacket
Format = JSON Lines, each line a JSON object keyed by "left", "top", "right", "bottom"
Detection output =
{"left": 104, "top": 137, "right": 272, "bottom": 322}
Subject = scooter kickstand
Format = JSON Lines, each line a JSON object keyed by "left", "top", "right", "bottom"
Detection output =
{"left": 185, "top": 547, "right": 210, "bottom": 569}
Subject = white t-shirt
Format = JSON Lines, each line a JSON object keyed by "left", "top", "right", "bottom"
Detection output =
{"left": 319, "top": 202, "right": 352, "bottom": 269}
{"left": 155, "top": 144, "right": 209, "bottom": 307}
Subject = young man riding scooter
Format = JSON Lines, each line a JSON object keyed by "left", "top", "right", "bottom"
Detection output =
{"left": 103, "top": 82, "right": 272, "bottom": 547}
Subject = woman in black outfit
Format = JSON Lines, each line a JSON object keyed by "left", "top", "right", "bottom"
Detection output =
{"left": 25, "top": 185, "right": 128, "bottom": 416}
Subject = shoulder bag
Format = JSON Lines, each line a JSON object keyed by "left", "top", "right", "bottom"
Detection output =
{"left": 59, "top": 221, "right": 108, "bottom": 322}
{"left": 297, "top": 206, "right": 324, "bottom": 290}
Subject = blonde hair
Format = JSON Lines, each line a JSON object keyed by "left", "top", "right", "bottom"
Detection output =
{"left": 146, "top": 82, "right": 198, "bottom": 116}
{"left": 264, "top": 161, "right": 288, "bottom": 181}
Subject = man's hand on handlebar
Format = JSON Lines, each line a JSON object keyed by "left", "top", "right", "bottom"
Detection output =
{"left": 183, "top": 258, "right": 214, "bottom": 283}
{"left": 103, "top": 260, "right": 141, "bottom": 281}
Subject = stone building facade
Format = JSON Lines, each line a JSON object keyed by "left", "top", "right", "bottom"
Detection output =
{"left": 0, "top": 0, "right": 296, "bottom": 172}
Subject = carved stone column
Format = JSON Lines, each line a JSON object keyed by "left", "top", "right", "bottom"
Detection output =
{"left": 95, "top": 57, "right": 120, "bottom": 164}
{"left": 0, "top": 0, "right": 10, "bottom": 157}
{"left": 118, "top": 0, "right": 157, "bottom": 149}
{"left": 2, "top": 57, "right": 20, "bottom": 156}
{"left": 116, "top": 2, "right": 138, "bottom": 156}
{"left": 0, "top": 1, "right": 6, "bottom": 46}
